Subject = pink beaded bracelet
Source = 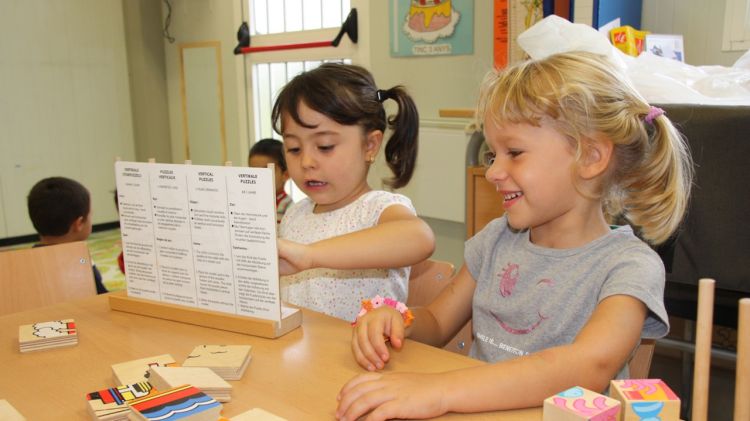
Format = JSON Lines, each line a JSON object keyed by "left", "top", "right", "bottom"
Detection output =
{"left": 351, "top": 295, "right": 414, "bottom": 327}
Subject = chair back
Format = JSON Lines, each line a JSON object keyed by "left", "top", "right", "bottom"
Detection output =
{"left": 0, "top": 241, "right": 96, "bottom": 315}
{"left": 408, "top": 259, "right": 473, "bottom": 355}
{"left": 408, "top": 259, "right": 455, "bottom": 305}
{"left": 628, "top": 339, "right": 656, "bottom": 379}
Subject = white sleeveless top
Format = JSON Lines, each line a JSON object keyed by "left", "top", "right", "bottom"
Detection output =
{"left": 279, "top": 190, "right": 415, "bottom": 321}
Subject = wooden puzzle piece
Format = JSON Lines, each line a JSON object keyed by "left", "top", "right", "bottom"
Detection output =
{"left": 610, "top": 379, "right": 680, "bottom": 421}
{"left": 543, "top": 386, "right": 621, "bottom": 421}
{"left": 111, "top": 354, "right": 178, "bottom": 385}
{"left": 183, "top": 345, "right": 252, "bottom": 380}
{"left": 0, "top": 399, "right": 25, "bottom": 421}
{"left": 85, "top": 382, "right": 156, "bottom": 421}
{"left": 128, "top": 384, "right": 222, "bottom": 421}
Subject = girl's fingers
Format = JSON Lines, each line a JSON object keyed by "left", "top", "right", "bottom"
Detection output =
{"left": 351, "top": 329, "right": 376, "bottom": 371}
{"left": 365, "top": 400, "right": 402, "bottom": 421}
{"left": 337, "top": 375, "right": 393, "bottom": 421}
{"left": 368, "top": 322, "right": 390, "bottom": 367}
{"left": 356, "top": 321, "right": 385, "bottom": 370}
{"left": 337, "top": 372, "right": 381, "bottom": 404}
{"left": 387, "top": 315, "right": 406, "bottom": 349}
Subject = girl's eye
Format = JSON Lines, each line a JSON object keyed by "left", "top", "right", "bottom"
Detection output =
{"left": 483, "top": 151, "right": 496, "bottom": 166}
{"left": 286, "top": 147, "right": 300, "bottom": 155}
{"left": 508, "top": 150, "right": 523, "bottom": 158}
{"left": 318, "top": 145, "right": 334, "bottom": 152}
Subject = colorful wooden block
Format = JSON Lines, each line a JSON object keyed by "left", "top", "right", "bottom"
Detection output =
{"left": 544, "top": 386, "right": 621, "bottom": 421}
{"left": 85, "top": 382, "right": 156, "bottom": 421}
{"left": 609, "top": 379, "right": 680, "bottom": 421}
{"left": 127, "top": 384, "right": 222, "bottom": 421}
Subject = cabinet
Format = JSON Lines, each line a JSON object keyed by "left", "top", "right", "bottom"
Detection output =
{"left": 465, "top": 166, "right": 504, "bottom": 238}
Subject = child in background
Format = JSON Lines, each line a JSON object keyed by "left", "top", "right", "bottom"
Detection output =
{"left": 114, "top": 189, "right": 125, "bottom": 274}
{"left": 338, "top": 51, "right": 693, "bottom": 420}
{"left": 272, "top": 63, "right": 435, "bottom": 321}
{"left": 248, "top": 138, "right": 292, "bottom": 223}
{"left": 27, "top": 177, "right": 109, "bottom": 294}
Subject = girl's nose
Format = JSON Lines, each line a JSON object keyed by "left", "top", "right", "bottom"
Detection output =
{"left": 301, "top": 151, "right": 316, "bottom": 169}
{"left": 485, "top": 159, "right": 508, "bottom": 184}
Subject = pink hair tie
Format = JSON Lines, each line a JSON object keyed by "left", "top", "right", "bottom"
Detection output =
{"left": 645, "top": 106, "right": 665, "bottom": 124}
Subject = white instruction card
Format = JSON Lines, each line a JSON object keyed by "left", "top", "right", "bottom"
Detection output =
{"left": 115, "top": 161, "right": 281, "bottom": 322}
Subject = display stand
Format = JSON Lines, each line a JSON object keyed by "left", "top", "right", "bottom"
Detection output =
{"left": 109, "top": 291, "right": 301, "bottom": 338}
{"left": 109, "top": 161, "right": 301, "bottom": 338}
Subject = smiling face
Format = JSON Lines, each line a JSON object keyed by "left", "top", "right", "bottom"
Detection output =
{"left": 483, "top": 117, "right": 585, "bottom": 243}
{"left": 281, "top": 101, "right": 382, "bottom": 213}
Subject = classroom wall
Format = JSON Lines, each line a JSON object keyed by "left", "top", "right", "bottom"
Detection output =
{"left": 642, "top": 0, "right": 745, "bottom": 66}
{"left": 368, "top": 1, "right": 494, "bottom": 121}
{"left": 122, "top": 0, "right": 172, "bottom": 164}
{"left": 0, "top": 0, "right": 136, "bottom": 238}
{"left": 159, "top": 0, "right": 248, "bottom": 166}
{"left": 365, "top": 1, "right": 492, "bottom": 225}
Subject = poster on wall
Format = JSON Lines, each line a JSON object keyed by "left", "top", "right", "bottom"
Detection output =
{"left": 390, "top": 0, "right": 474, "bottom": 57}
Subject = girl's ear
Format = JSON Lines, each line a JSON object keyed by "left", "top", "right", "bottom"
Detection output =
{"left": 364, "top": 129, "right": 384, "bottom": 162}
{"left": 578, "top": 134, "right": 614, "bottom": 180}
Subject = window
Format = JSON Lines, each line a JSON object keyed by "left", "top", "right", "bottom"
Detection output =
{"left": 244, "top": 0, "right": 358, "bottom": 200}
{"left": 251, "top": 0, "right": 351, "bottom": 35}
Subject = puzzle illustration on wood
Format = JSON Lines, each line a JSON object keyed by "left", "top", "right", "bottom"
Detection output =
{"left": 183, "top": 345, "right": 252, "bottom": 380}
{"left": 610, "top": 379, "right": 680, "bottom": 421}
{"left": 86, "top": 382, "right": 155, "bottom": 421}
{"left": 543, "top": 386, "right": 621, "bottom": 421}
{"left": 111, "top": 354, "right": 178, "bottom": 385}
{"left": 18, "top": 319, "right": 78, "bottom": 352}
{"left": 128, "top": 384, "right": 222, "bottom": 421}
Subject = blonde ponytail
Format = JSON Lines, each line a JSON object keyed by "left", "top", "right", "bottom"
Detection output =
{"left": 614, "top": 116, "right": 693, "bottom": 244}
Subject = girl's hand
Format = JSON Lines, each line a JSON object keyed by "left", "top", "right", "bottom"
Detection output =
{"left": 336, "top": 372, "right": 448, "bottom": 421}
{"left": 277, "top": 238, "right": 313, "bottom": 275}
{"left": 352, "top": 307, "right": 406, "bottom": 371}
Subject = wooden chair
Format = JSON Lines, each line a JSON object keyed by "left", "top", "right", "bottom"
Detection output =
{"left": 628, "top": 339, "right": 656, "bottom": 379}
{"left": 408, "top": 259, "right": 473, "bottom": 356}
{"left": 692, "top": 278, "right": 716, "bottom": 421}
{"left": 0, "top": 241, "right": 96, "bottom": 316}
{"left": 735, "top": 298, "right": 750, "bottom": 421}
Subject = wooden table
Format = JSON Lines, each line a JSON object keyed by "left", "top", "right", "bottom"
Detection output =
{"left": 0, "top": 294, "right": 541, "bottom": 420}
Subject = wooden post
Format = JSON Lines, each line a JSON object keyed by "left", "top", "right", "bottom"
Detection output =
{"left": 691, "top": 278, "right": 715, "bottom": 421}
{"left": 735, "top": 298, "right": 750, "bottom": 421}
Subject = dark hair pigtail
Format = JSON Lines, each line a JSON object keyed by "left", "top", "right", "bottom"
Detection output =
{"left": 383, "top": 86, "right": 419, "bottom": 189}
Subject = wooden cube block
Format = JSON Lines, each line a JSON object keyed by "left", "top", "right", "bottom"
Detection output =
{"left": 609, "top": 379, "right": 680, "bottom": 421}
{"left": 543, "top": 386, "right": 621, "bottom": 421}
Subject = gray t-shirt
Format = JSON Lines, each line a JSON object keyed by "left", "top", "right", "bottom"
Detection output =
{"left": 466, "top": 217, "right": 668, "bottom": 374}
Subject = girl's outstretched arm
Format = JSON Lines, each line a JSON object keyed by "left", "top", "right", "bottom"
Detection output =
{"left": 352, "top": 265, "right": 476, "bottom": 371}
{"left": 278, "top": 204, "right": 435, "bottom": 275}
{"left": 337, "top": 294, "right": 647, "bottom": 421}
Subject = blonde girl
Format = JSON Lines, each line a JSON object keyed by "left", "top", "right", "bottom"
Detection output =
{"left": 272, "top": 63, "right": 435, "bottom": 322}
{"left": 337, "top": 51, "right": 692, "bottom": 420}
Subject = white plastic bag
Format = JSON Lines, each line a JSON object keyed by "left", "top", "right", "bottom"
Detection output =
{"left": 516, "top": 15, "right": 750, "bottom": 105}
